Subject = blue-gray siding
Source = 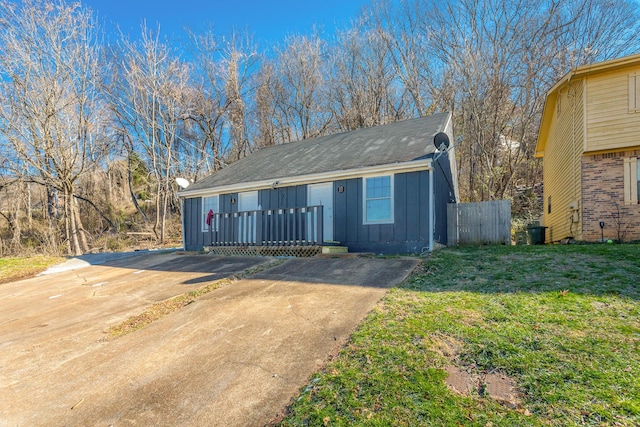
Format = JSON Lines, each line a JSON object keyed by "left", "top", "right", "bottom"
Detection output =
{"left": 333, "top": 171, "right": 431, "bottom": 254}
{"left": 183, "top": 170, "right": 445, "bottom": 254}
{"left": 259, "top": 185, "right": 307, "bottom": 210}
{"left": 432, "top": 151, "right": 456, "bottom": 245}
{"left": 184, "top": 196, "right": 204, "bottom": 249}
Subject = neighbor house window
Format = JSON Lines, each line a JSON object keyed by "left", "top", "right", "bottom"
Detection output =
{"left": 363, "top": 175, "right": 394, "bottom": 224}
{"left": 623, "top": 158, "right": 639, "bottom": 205}
{"left": 202, "top": 195, "right": 219, "bottom": 232}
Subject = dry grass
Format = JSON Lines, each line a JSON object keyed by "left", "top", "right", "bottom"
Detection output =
{"left": 0, "top": 256, "right": 65, "bottom": 285}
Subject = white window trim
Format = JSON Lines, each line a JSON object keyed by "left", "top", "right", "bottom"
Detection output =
{"left": 363, "top": 174, "right": 395, "bottom": 225}
{"left": 202, "top": 195, "right": 219, "bottom": 232}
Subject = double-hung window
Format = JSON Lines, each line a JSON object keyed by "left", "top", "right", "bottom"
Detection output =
{"left": 363, "top": 175, "right": 394, "bottom": 224}
{"left": 202, "top": 195, "right": 219, "bottom": 231}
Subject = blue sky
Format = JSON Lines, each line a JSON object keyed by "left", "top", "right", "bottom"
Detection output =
{"left": 83, "top": 0, "right": 372, "bottom": 45}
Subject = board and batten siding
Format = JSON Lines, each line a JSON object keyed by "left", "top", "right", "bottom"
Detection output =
{"left": 258, "top": 185, "right": 307, "bottom": 210}
{"left": 585, "top": 66, "right": 640, "bottom": 153}
{"left": 333, "top": 170, "right": 432, "bottom": 254}
{"left": 542, "top": 79, "right": 584, "bottom": 242}
{"left": 182, "top": 171, "right": 434, "bottom": 253}
{"left": 182, "top": 185, "right": 308, "bottom": 250}
{"left": 184, "top": 197, "right": 205, "bottom": 250}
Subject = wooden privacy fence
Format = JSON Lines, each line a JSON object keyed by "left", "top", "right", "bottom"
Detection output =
{"left": 207, "top": 205, "right": 323, "bottom": 246}
{"left": 447, "top": 200, "right": 511, "bottom": 246}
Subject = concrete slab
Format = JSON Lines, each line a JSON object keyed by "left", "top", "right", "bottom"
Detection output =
{"left": 0, "top": 256, "right": 418, "bottom": 426}
{"left": 38, "top": 248, "right": 182, "bottom": 275}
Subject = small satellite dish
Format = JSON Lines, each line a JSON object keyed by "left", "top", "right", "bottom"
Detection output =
{"left": 175, "top": 177, "right": 190, "bottom": 189}
{"left": 433, "top": 132, "right": 450, "bottom": 151}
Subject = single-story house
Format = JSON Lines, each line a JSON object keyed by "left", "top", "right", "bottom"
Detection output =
{"left": 535, "top": 54, "right": 640, "bottom": 242}
{"left": 178, "top": 112, "right": 459, "bottom": 254}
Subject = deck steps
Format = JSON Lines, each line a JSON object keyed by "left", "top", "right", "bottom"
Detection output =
{"left": 321, "top": 246, "right": 348, "bottom": 254}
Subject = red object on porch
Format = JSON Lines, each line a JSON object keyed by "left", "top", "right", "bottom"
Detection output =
{"left": 206, "top": 209, "right": 214, "bottom": 226}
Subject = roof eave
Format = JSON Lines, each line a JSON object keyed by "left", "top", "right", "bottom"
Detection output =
{"left": 535, "top": 91, "right": 557, "bottom": 158}
{"left": 178, "top": 158, "right": 433, "bottom": 198}
{"left": 572, "top": 53, "right": 640, "bottom": 77}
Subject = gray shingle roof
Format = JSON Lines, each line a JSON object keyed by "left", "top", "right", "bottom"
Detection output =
{"left": 187, "top": 112, "right": 451, "bottom": 192}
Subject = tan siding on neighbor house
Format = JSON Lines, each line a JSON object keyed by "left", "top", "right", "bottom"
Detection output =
{"left": 542, "top": 80, "right": 584, "bottom": 242}
{"left": 536, "top": 55, "right": 640, "bottom": 242}
{"left": 585, "top": 67, "right": 640, "bottom": 152}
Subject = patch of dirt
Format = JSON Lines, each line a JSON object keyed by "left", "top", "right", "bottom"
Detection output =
{"left": 591, "top": 301, "right": 610, "bottom": 310}
{"left": 444, "top": 366, "right": 522, "bottom": 408}
{"left": 445, "top": 366, "right": 475, "bottom": 394}
{"left": 483, "top": 371, "right": 522, "bottom": 408}
{"left": 431, "top": 334, "right": 525, "bottom": 410}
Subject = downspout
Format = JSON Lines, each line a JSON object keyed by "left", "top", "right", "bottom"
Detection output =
{"left": 429, "top": 167, "right": 434, "bottom": 251}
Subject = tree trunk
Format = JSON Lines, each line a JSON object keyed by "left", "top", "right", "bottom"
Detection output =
{"left": 160, "top": 186, "right": 169, "bottom": 243}
{"left": 72, "top": 199, "right": 89, "bottom": 253}
{"left": 63, "top": 190, "right": 72, "bottom": 255}
{"left": 63, "top": 184, "right": 88, "bottom": 256}
{"left": 26, "top": 182, "right": 32, "bottom": 230}
{"left": 47, "top": 185, "right": 58, "bottom": 220}
{"left": 153, "top": 183, "right": 162, "bottom": 241}
{"left": 11, "top": 203, "right": 21, "bottom": 249}
{"left": 127, "top": 153, "right": 148, "bottom": 222}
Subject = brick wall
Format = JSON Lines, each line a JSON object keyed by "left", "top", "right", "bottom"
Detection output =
{"left": 581, "top": 150, "right": 640, "bottom": 241}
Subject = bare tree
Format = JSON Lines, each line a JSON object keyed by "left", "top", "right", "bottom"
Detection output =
{"left": 109, "top": 24, "right": 191, "bottom": 243}
{"left": 408, "top": 0, "right": 640, "bottom": 203}
{"left": 329, "top": 19, "right": 409, "bottom": 132}
{"left": 0, "top": 0, "right": 107, "bottom": 255}
{"left": 369, "top": 0, "right": 443, "bottom": 118}
{"left": 183, "top": 29, "right": 230, "bottom": 177}
{"left": 180, "top": 29, "right": 259, "bottom": 175}
{"left": 257, "top": 33, "right": 334, "bottom": 144}
{"left": 254, "top": 61, "right": 279, "bottom": 148}
{"left": 222, "top": 32, "right": 258, "bottom": 161}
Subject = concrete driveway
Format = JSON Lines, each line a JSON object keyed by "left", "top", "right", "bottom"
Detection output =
{"left": 0, "top": 254, "right": 418, "bottom": 426}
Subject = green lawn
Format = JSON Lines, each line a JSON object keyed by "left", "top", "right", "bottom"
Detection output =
{"left": 0, "top": 256, "right": 65, "bottom": 284}
{"left": 278, "top": 245, "right": 640, "bottom": 426}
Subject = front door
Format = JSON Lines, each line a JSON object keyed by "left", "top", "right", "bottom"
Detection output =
{"left": 307, "top": 182, "right": 334, "bottom": 242}
{"left": 238, "top": 191, "right": 259, "bottom": 243}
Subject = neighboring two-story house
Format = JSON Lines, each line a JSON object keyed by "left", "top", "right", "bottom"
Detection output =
{"left": 535, "top": 54, "right": 640, "bottom": 242}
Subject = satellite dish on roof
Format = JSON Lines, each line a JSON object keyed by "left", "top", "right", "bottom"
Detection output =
{"left": 175, "top": 177, "right": 190, "bottom": 189}
{"left": 433, "top": 132, "right": 450, "bottom": 151}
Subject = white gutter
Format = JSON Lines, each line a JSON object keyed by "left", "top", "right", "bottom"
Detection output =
{"left": 179, "top": 159, "right": 433, "bottom": 198}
